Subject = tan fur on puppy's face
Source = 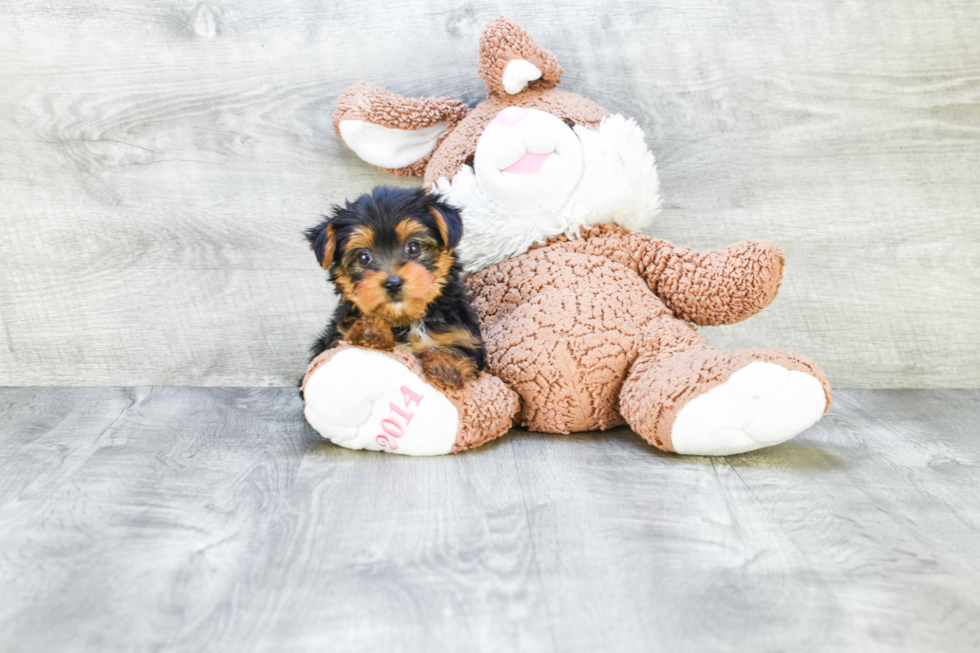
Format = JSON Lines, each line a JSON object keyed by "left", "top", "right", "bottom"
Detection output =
{"left": 346, "top": 269, "right": 393, "bottom": 317}
{"left": 344, "top": 226, "right": 375, "bottom": 252}
{"left": 334, "top": 218, "right": 453, "bottom": 326}
{"left": 395, "top": 218, "right": 427, "bottom": 244}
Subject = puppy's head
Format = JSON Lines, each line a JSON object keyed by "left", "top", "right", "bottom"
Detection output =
{"left": 305, "top": 186, "right": 463, "bottom": 325}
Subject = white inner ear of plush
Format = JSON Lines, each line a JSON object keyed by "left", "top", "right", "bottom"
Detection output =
{"left": 502, "top": 59, "right": 543, "bottom": 94}
{"left": 339, "top": 120, "right": 448, "bottom": 169}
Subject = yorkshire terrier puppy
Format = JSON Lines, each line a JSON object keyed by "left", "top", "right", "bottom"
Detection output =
{"left": 305, "top": 186, "right": 485, "bottom": 389}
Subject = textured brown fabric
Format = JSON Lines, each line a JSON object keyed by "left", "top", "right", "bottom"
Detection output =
{"left": 477, "top": 16, "right": 563, "bottom": 96}
{"left": 468, "top": 226, "right": 830, "bottom": 438}
{"left": 632, "top": 235, "right": 784, "bottom": 326}
{"left": 535, "top": 225, "right": 786, "bottom": 326}
{"left": 302, "top": 344, "right": 519, "bottom": 454}
{"left": 469, "top": 230, "right": 671, "bottom": 433}
{"left": 332, "top": 82, "right": 470, "bottom": 177}
{"left": 444, "top": 372, "right": 521, "bottom": 453}
{"left": 619, "top": 345, "right": 833, "bottom": 451}
{"left": 330, "top": 22, "right": 606, "bottom": 186}
{"left": 422, "top": 89, "right": 609, "bottom": 188}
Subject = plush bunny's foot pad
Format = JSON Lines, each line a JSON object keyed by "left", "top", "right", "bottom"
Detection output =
{"left": 620, "top": 348, "right": 831, "bottom": 456}
{"left": 302, "top": 345, "right": 519, "bottom": 455}
{"left": 670, "top": 362, "right": 826, "bottom": 456}
{"left": 304, "top": 348, "right": 459, "bottom": 455}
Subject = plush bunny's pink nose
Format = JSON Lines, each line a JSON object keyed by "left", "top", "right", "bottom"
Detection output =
{"left": 494, "top": 106, "right": 529, "bottom": 126}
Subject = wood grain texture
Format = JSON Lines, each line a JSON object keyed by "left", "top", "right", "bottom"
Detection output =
{"left": 0, "top": 388, "right": 978, "bottom": 652}
{"left": 0, "top": 0, "right": 978, "bottom": 386}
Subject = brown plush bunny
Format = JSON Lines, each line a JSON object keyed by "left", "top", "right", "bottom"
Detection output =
{"left": 302, "top": 17, "right": 831, "bottom": 456}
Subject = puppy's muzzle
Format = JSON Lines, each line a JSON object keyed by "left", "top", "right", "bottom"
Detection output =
{"left": 384, "top": 276, "right": 404, "bottom": 297}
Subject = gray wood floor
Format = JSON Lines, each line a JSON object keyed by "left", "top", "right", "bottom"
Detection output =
{"left": 1, "top": 388, "right": 978, "bottom": 652}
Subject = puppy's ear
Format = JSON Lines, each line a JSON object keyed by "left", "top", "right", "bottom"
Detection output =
{"left": 304, "top": 219, "right": 336, "bottom": 270}
{"left": 428, "top": 201, "right": 463, "bottom": 251}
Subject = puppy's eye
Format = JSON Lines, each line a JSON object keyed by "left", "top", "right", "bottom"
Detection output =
{"left": 406, "top": 241, "right": 422, "bottom": 258}
{"left": 356, "top": 251, "right": 372, "bottom": 266}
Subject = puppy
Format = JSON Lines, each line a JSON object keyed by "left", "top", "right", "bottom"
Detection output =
{"left": 305, "top": 186, "right": 485, "bottom": 389}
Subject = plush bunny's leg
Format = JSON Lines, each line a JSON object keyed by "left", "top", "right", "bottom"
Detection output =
{"left": 302, "top": 345, "right": 519, "bottom": 455}
{"left": 620, "top": 319, "right": 831, "bottom": 455}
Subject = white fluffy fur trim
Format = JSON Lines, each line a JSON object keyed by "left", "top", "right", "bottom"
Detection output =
{"left": 435, "top": 114, "right": 662, "bottom": 273}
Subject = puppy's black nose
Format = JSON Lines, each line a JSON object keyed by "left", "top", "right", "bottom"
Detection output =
{"left": 384, "top": 276, "right": 404, "bottom": 295}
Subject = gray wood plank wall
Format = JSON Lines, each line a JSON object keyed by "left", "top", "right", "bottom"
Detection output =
{"left": 1, "top": 0, "right": 978, "bottom": 387}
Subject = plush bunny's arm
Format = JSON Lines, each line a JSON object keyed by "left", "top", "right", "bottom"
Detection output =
{"left": 626, "top": 233, "right": 785, "bottom": 326}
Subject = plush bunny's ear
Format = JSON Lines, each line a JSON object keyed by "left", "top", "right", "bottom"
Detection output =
{"left": 478, "top": 17, "right": 563, "bottom": 96}
{"left": 333, "top": 83, "right": 470, "bottom": 177}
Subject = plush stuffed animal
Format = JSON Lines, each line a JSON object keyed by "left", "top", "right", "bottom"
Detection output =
{"left": 302, "top": 17, "right": 831, "bottom": 456}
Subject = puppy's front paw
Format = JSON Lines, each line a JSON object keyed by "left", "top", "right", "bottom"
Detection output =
{"left": 421, "top": 349, "right": 478, "bottom": 389}
{"left": 345, "top": 318, "right": 395, "bottom": 351}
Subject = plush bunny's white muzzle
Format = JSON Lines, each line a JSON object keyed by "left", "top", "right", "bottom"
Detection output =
{"left": 474, "top": 107, "right": 584, "bottom": 212}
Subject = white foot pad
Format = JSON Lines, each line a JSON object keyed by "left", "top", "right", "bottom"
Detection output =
{"left": 670, "top": 362, "right": 826, "bottom": 456}
{"left": 303, "top": 349, "right": 459, "bottom": 456}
